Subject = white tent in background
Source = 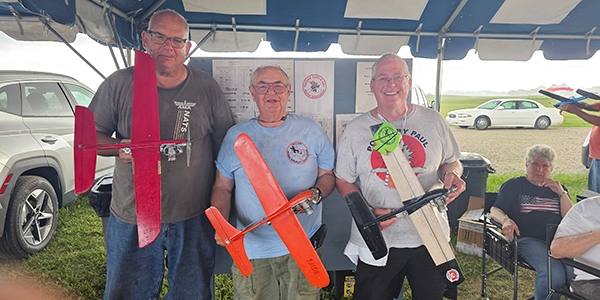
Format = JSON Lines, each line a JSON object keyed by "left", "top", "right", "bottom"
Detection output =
{"left": 546, "top": 84, "right": 580, "bottom": 99}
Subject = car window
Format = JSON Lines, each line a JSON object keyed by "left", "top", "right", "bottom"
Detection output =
{"left": 519, "top": 101, "right": 539, "bottom": 109}
{"left": 22, "top": 82, "right": 73, "bottom": 117}
{"left": 477, "top": 101, "right": 501, "bottom": 109}
{"left": 64, "top": 83, "right": 94, "bottom": 107}
{"left": 0, "top": 83, "right": 21, "bottom": 115}
{"left": 500, "top": 101, "right": 517, "bottom": 110}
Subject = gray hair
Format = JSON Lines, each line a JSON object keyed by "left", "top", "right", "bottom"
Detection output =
{"left": 148, "top": 9, "right": 189, "bottom": 36}
{"left": 371, "top": 53, "right": 411, "bottom": 79}
{"left": 250, "top": 66, "right": 290, "bottom": 85}
{"left": 526, "top": 144, "right": 556, "bottom": 165}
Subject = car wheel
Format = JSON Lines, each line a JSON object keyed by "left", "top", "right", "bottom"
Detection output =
{"left": 475, "top": 116, "right": 490, "bottom": 130}
{"left": 0, "top": 176, "right": 59, "bottom": 259}
{"left": 535, "top": 116, "right": 550, "bottom": 130}
{"left": 459, "top": 126, "right": 468, "bottom": 129}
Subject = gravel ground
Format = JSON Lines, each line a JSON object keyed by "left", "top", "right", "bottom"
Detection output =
{"left": 451, "top": 126, "right": 591, "bottom": 174}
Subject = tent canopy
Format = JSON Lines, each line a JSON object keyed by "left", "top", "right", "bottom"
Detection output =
{"left": 1, "top": 0, "right": 600, "bottom": 61}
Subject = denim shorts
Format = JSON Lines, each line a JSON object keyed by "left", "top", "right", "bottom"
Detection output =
{"left": 104, "top": 212, "right": 216, "bottom": 300}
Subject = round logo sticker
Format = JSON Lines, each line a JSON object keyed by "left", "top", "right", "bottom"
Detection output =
{"left": 302, "top": 74, "right": 327, "bottom": 99}
{"left": 287, "top": 141, "right": 309, "bottom": 164}
{"left": 446, "top": 269, "right": 459, "bottom": 282}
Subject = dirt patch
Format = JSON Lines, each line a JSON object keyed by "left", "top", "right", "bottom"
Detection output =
{"left": 450, "top": 126, "right": 590, "bottom": 174}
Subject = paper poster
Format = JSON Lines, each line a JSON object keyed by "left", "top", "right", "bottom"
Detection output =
{"left": 294, "top": 60, "right": 335, "bottom": 142}
{"left": 294, "top": 60, "right": 334, "bottom": 114}
{"left": 212, "top": 59, "right": 294, "bottom": 123}
{"left": 355, "top": 61, "right": 377, "bottom": 113}
{"left": 335, "top": 114, "right": 361, "bottom": 149}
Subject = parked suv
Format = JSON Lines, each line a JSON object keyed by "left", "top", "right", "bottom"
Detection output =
{"left": 0, "top": 71, "right": 113, "bottom": 259}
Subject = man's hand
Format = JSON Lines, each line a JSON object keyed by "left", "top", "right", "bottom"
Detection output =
{"left": 501, "top": 218, "right": 520, "bottom": 241}
{"left": 373, "top": 207, "right": 396, "bottom": 230}
{"left": 118, "top": 139, "right": 132, "bottom": 164}
{"left": 558, "top": 103, "right": 582, "bottom": 114}
{"left": 442, "top": 169, "right": 466, "bottom": 204}
{"left": 214, "top": 232, "right": 225, "bottom": 247}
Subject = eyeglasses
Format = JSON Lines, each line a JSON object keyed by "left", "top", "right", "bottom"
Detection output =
{"left": 530, "top": 162, "right": 552, "bottom": 170}
{"left": 147, "top": 30, "right": 187, "bottom": 49}
{"left": 373, "top": 75, "right": 411, "bottom": 85}
{"left": 252, "top": 83, "right": 288, "bottom": 95}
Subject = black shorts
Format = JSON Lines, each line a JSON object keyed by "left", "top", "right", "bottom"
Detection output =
{"left": 353, "top": 246, "right": 446, "bottom": 300}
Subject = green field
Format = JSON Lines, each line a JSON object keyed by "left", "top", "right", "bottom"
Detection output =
{"left": 428, "top": 94, "right": 598, "bottom": 128}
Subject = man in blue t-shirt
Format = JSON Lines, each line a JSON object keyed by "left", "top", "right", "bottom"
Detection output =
{"left": 210, "top": 66, "right": 335, "bottom": 300}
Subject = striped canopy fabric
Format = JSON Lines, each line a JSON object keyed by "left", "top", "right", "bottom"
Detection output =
{"left": 1, "top": 0, "right": 599, "bottom": 60}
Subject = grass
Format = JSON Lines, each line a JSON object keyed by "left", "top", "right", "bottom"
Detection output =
{"left": 0, "top": 171, "right": 587, "bottom": 299}
{"left": 429, "top": 94, "right": 599, "bottom": 128}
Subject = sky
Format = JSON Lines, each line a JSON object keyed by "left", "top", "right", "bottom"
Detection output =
{"left": 2, "top": 31, "right": 600, "bottom": 94}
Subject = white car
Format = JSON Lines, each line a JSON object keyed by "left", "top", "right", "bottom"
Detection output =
{"left": 446, "top": 99, "right": 563, "bottom": 130}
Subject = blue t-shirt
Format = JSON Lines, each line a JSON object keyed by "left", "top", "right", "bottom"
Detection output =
{"left": 216, "top": 114, "right": 335, "bottom": 259}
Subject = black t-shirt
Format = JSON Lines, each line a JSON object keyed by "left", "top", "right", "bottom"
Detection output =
{"left": 493, "top": 176, "right": 567, "bottom": 241}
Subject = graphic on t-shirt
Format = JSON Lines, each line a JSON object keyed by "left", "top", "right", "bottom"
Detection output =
{"left": 173, "top": 100, "right": 196, "bottom": 140}
{"left": 370, "top": 134, "right": 426, "bottom": 183}
{"left": 287, "top": 141, "right": 309, "bottom": 164}
{"left": 519, "top": 195, "right": 560, "bottom": 214}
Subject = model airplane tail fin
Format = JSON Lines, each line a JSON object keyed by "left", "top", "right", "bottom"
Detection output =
{"left": 205, "top": 206, "right": 253, "bottom": 276}
{"left": 74, "top": 106, "right": 98, "bottom": 194}
{"left": 344, "top": 191, "right": 388, "bottom": 260}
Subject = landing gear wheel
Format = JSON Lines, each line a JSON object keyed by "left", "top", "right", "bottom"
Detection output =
{"left": 475, "top": 116, "right": 490, "bottom": 130}
{"left": 0, "top": 176, "right": 59, "bottom": 259}
{"left": 535, "top": 116, "right": 550, "bottom": 130}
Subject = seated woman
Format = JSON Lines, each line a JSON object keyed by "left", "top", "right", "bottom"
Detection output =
{"left": 490, "top": 144, "right": 574, "bottom": 300}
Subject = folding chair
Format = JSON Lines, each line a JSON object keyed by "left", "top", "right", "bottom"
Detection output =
{"left": 481, "top": 213, "right": 535, "bottom": 300}
{"left": 545, "top": 224, "right": 600, "bottom": 300}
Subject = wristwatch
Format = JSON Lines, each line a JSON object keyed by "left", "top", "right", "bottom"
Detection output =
{"left": 309, "top": 186, "right": 323, "bottom": 204}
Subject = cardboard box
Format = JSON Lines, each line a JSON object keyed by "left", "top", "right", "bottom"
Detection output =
{"left": 456, "top": 196, "right": 485, "bottom": 257}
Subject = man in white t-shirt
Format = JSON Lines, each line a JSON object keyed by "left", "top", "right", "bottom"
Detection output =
{"left": 551, "top": 196, "right": 600, "bottom": 299}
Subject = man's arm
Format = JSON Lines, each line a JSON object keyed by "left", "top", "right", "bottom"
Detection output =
{"left": 437, "top": 160, "right": 466, "bottom": 204}
{"left": 559, "top": 103, "right": 600, "bottom": 126}
{"left": 551, "top": 230, "right": 600, "bottom": 258}
{"left": 314, "top": 168, "right": 335, "bottom": 198}
{"left": 210, "top": 170, "right": 235, "bottom": 247}
{"left": 95, "top": 127, "right": 132, "bottom": 164}
{"left": 490, "top": 206, "right": 520, "bottom": 241}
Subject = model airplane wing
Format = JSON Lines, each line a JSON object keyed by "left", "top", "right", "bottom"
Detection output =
{"left": 131, "top": 50, "right": 162, "bottom": 248}
{"left": 207, "top": 133, "right": 329, "bottom": 288}
{"left": 539, "top": 89, "right": 597, "bottom": 111}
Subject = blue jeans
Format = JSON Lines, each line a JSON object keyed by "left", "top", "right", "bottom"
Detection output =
{"left": 517, "top": 237, "right": 574, "bottom": 300}
{"left": 588, "top": 158, "right": 600, "bottom": 193}
{"left": 104, "top": 212, "right": 216, "bottom": 300}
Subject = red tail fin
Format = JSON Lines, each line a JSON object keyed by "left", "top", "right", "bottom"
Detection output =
{"left": 205, "top": 206, "right": 253, "bottom": 276}
{"left": 74, "top": 106, "right": 98, "bottom": 194}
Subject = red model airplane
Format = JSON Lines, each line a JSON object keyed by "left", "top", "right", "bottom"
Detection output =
{"left": 205, "top": 133, "right": 330, "bottom": 288}
{"left": 74, "top": 50, "right": 189, "bottom": 247}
